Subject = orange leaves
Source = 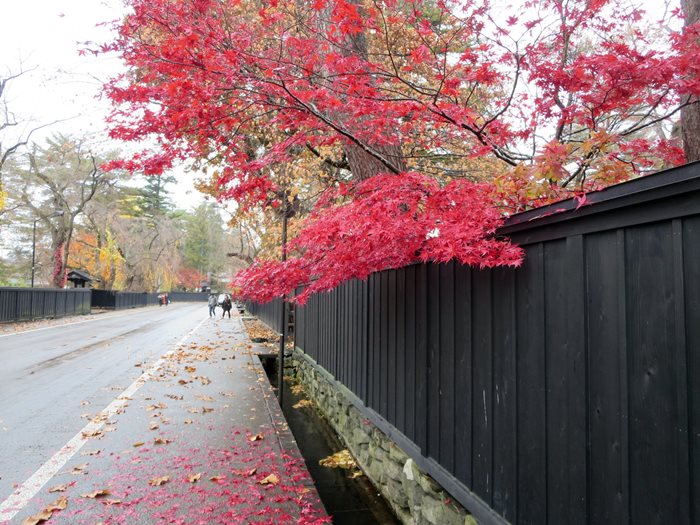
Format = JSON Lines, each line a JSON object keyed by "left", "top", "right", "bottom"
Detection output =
{"left": 257, "top": 473, "right": 280, "bottom": 486}
{"left": 21, "top": 496, "right": 68, "bottom": 525}
{"left": 148, "top": 475, "right": 170, "bottom": 486}
{"left": 81, "top": 489, "right": 111, "bottom": 499}
{"left": 187, "top": 473, "right": 202, "bottom": 483}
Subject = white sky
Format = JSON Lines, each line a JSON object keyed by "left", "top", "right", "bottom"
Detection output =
{"left": 1, "top": 0, "right": 203, "bottom": 210}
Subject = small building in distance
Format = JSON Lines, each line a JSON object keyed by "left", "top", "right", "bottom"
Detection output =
{"left": 66, "top": 269, "right": 100, "bottom": 289}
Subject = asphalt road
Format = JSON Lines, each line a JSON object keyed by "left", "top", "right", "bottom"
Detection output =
{"left": 0, "top": 303, "right": 324, "bottom": 525}
{"left": 0, "top": 304, "right": 209, "bottom": 502}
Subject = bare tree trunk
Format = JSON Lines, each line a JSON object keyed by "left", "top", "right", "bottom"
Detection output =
{"left": 681, "top": 0, "right": 700, "bottom": 162}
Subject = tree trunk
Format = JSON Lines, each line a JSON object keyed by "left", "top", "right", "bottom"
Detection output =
{"left": 681, "top": 0, "right": 700, "bottom": 162}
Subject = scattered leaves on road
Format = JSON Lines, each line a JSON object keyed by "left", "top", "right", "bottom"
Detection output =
{"left": 148, "top": 476, "right": 170, "bottom": 486}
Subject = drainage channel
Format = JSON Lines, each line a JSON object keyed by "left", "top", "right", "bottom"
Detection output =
{"left": 259, "top": 355, "right": 400, "bottom": 525}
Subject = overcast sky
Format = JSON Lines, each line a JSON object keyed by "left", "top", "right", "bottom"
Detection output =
{"left": 1, "top": 0, "right": 202, "bottom": 209}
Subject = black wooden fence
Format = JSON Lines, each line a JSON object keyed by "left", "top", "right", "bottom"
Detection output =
{"left": 290, "top": 161, "right": 700, "bottom": 525}
{"left": 245, "top": 297, "right": 283, "bottom": 332}
{"left": 91, "top": 290, "right": 160, "bottom": 309}
{"left": 0, "top": 288, "right": 91, "bottom": 322}
{"left": 168, "top": 291, "right": 209, "bottom": 302}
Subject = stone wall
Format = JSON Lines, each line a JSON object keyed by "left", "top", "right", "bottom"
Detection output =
{"left": 288, "top": 350, "right": 478, "bottom": 525}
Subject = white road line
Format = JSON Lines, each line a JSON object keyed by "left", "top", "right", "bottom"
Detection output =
{"left": 0, "top": 315, "right": 209, "bottom": 523}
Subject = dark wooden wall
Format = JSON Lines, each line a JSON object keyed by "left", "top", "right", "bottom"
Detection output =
{"left": 292, "top": 162, "right": 700, "bottom": 525}
{"left": 0, "top": 287, "right": 91, "bottom": 322}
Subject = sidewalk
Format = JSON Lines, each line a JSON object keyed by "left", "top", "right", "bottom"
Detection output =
{"left": 8, "top": 311, "right": 328, "bottom": 525}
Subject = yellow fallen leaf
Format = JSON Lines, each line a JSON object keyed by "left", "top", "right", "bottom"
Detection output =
{"left": 178, "top": 379, "right": 190, "bottom": 385}
{"left": 184, "top": 419, "right": 194, "bottom": 424}
{"left": 71, "top": 464, "right": 88, "bottom": 475}
{"left": 319, "top": 450, "right": 358, "bottom": 470}
{"left": 154, "top": 437, "right": 172, "bottom": 445}
{"left": 148, "top": 476, "right": 170, "bottom": 486}
{"left": 166, "top": 394, "right": 183, "bottom": 400}
{"left": 195, "top": 395, "right": 214, "bottom": 402}
{"left": 201, "top": 407, "right": 214, "bottom": 413}
{"left": 184, "top": 366, "right": 197, "bottom": 373}
{"left": 209, "top": 475, "right": 226, "bottom": 483}
{"left": 82, "top": 429, "right": 104, "bottom": 439}
{"left": 81, "top": 489, "right": 110, "bottom": 499}
{"left": 103, "top": 499, "right": 122, "bottom": 505}
{"left": 249, "top": 433, "right": 264, "bottom": 442}
{"left": 21, "top": 508, "right": 53, "bottom": 525}
{"left": 48, "top": 484, "right": 69, "bottom": 493}
{"left": 187, "top": 473, "right": 202, "bottom": 483}
{"left": 81, "top": 450, "right": 101, "bottom": 456}
{"left": 133, "top": 442, "right": 145, "bottom": 447}
{"left": 149, "top": 422, "right": 159, "bottom": 430}
{"left": 257, "top": 474, "right": 280, "bottom": 486}
{"left": 46, "top": 496, "right": 68, "bottom": 511}
{"left": 292, "top": 399, "right": 313, "bottom": 409}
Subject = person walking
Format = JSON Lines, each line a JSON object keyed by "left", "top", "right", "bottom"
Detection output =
{"left": 208, "top": 293, "right": 218, "bottom": 317}
{"left": 222, "top": 295, "right": 232, "bottom": 318}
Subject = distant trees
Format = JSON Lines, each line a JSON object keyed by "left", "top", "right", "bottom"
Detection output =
{"left": 0, "top": 134, "right": 242, "bottom": 289}
{"left": 2, "top": 135, "right": 116, "bottom": 286}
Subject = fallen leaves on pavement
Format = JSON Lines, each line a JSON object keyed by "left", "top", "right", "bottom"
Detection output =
{"left": 148, "top": 476, "right": 170, "bottom": 486}
{"left": 81, "top": 489, "right": 110, "bottom": 499}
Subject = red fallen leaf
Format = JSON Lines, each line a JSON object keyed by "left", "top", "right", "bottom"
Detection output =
{"left": 209, "top": 475, "right": 226, "bottom": 484}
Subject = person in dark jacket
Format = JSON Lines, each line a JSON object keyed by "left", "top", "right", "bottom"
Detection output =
{"left": 222, "top": 295, "right": 232, "bottom": 318}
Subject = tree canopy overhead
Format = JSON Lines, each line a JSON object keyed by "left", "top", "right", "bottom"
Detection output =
{"left": 104, "top": 0, "right": 700, "bottom": 302}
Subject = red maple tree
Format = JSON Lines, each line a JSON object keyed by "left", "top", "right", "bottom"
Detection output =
{"left": 103, "top": 0, "right": 700, "bottom": 302}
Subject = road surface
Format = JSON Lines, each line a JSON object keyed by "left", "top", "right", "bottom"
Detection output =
{"left": 0, "top": 304, "right": 324, "bottom": 524}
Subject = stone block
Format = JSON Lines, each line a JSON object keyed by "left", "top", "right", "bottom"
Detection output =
{"left": 389, "top": 443, "right": 409, "bottom": 463}
{"left": 366, "top": 458, "right": 385, "bottom": 483}
{"left": 421, "top": 495, "right": 465, "bottom": 525}
{"left": 386, "top": 478, "right": 409, "bottom": 508}
{"left": 417, "top": 472, "right": 442, "bottom": 495}
{"left": 384, "top": 458, "right": 405, "bottom": 481}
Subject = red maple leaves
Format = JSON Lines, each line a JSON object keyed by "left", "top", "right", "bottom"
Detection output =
{"left": 102, "top": 0, "right": 700, "bottom": 302}
{"left": 234, "top": 173, "right": 522, "bottom": 304}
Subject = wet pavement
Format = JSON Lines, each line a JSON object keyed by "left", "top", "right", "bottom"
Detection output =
{"left": 0, "top": 305, "right": 327, "bottom": 524}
